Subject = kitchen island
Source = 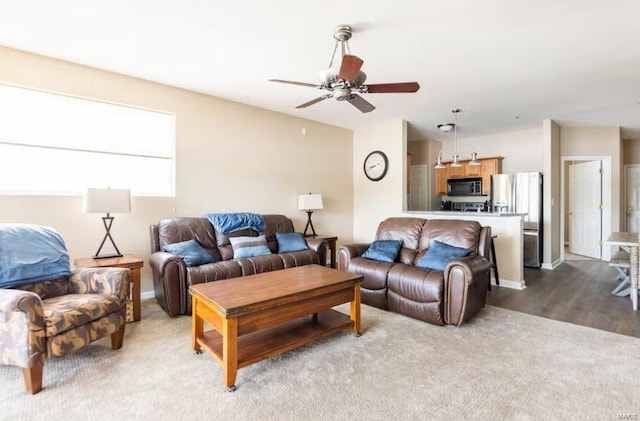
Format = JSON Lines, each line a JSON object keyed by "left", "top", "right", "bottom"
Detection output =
{"left": 404, "top": 211, "right": 527, "bottom": 290}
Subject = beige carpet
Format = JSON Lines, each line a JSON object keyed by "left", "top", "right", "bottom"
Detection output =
{"left": 2, "top": 300, "right": 639, "bottom": 421}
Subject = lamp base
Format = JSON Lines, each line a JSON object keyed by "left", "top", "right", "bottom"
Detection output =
{"left": 92, "top": 253, "right": 123, "bottom": 260}
{"left": 302, "top": 210, "right": 318, "bottom": 237}
{"left": 93, "top": 215, "right": 123, "bottom": 260}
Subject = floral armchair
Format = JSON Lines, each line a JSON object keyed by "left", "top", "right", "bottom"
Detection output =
{"left": 0, "top": 224, "right": 131, "bottom": 394}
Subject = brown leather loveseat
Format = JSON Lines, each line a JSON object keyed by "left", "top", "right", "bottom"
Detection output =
{"left": 149, "top": 214, "right": 327, "bottom": 316}
{"left": 337, "top": 217, "right": 491, "bottom": 327}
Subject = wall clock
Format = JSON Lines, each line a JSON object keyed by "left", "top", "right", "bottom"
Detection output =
{"left": 363, "top": 150, "right": 389, "bottom": 181}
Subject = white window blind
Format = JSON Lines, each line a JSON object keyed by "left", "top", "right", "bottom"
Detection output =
{"left": 0, "top": 83, "right": 175, "bottom": 196}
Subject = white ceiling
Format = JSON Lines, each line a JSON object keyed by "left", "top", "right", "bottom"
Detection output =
{"left": 1, "top": 0, "right": 639, "bottom": 141}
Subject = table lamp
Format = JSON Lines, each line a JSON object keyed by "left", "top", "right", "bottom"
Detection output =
{"left": 298, "top": 193, "right": 323, "bottom": 237}
{"left": 84, "top": 187, "right": 131, "bottom": 259}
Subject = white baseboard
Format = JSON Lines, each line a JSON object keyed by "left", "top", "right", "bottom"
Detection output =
{"left": 491, "top": 278, "right": 526, "bottom": 290}
{"left": 141, "top": 291, "right": 154, "bottom": 300}
{"left": 541, "top": 258, "right": 562, "bottom": 270}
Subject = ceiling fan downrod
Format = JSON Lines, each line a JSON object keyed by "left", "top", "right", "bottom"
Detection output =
{"left": 328, "top": 24, "right": 352, "bottom": 68}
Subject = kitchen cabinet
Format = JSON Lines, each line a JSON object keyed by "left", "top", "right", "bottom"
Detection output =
{"left": 481, "top": 158, "right": 502, "bottom": 195}
{"left": 447, "top": 164, "right": 465, "bottom": 179}
{"left": 464, "top": 162, "right": 482, "bottom": 177}
{"left": 433, "top": 157, "right": 503, "bottom": 196}
{"left": 435, "top": 167, "right": 447, "bottom": 195}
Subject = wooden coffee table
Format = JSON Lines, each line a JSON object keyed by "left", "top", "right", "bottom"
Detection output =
{"left": 189, "top": 264, "right": 363, "bottom": 391}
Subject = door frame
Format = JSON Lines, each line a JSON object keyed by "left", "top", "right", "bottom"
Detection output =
{"left": 409, "top": 164, "right": 428, "bottom": 211}
{"left": 560, "top": 156, "right": 611, "bottom": 262}
{"left": 623, "top": 164, "right": 640, "bottom": 232}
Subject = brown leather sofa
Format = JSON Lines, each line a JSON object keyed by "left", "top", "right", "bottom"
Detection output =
{"left": 337, "top": 217, "right": 491, "bottom": 327}
{"left": 149, "top": 214, "right": 327, "bottom": 316}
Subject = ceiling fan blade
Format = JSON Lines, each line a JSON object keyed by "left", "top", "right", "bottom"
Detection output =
{"left": 268, "top": 79, "right": 317, "bottom": 88}
{"left": 296, "top": 95, "right": 331, "bottom": 109}
{"left": 365, "top": 82, "right": 420, "bottom": 93}
{"left": 338, "top": 55, "right": 364, "bottom": 81}
{"left": 348, "top": 94, "right": 376, "bottom": 113}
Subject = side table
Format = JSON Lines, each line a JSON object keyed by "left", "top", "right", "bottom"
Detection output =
{"left": 74, "top": 255, "right": 144, "bottom": 322}
{"left": 314, "top": 235, "right": 338, "bottom": 268}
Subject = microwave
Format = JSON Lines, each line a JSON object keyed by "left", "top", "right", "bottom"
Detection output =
{"left": 447, "top": 177, "right": 483, "bottom": 196}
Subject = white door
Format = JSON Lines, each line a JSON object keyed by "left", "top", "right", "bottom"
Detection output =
{"left": 409, "top": 165, "right": 428, "bottom": 211}
{"left": 569, "top": 160, "right": 602, "bottom": 259}
{"left": 625, "top": 165, "right": 640, "bottom": 232}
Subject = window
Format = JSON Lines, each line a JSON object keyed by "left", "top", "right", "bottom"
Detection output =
{"left": 0, "top": 83, "right": 175, "bottom": 196}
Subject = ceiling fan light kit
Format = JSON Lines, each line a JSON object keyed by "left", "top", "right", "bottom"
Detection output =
{"left": 269, "top": 24, "right": 420, "bottom": 113}
{"left": 437, "top": 123, "right": 455, "bottom": 132}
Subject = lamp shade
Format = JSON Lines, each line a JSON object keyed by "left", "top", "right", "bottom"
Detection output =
{"left": 84, "top": 188, "right": 131, "bottom": 214}
{"left": 298, "top": 193, "right": 323, "bottom": 211}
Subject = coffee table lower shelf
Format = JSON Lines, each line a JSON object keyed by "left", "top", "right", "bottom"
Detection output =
{"left": 197, "top": 309, "right": 352, "bottom": 369}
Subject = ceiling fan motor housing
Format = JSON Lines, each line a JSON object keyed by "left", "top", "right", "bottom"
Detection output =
{"left": 333, "top": 88, "right": 351, "bottom": 101}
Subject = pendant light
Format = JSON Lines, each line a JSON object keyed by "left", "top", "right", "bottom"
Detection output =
{"left": 469, "top": 151, "right": 481, "bottom": 166}
{"left": 434, "top": 150, "right": 446, "bottom": 169}
{"left": 435, "top": 122, "right": 454, "bottom": 168}
{"left": 449, "top": 109, "right": 462, "bottom": 167}
{"left": 435, "top": 108, "right": 479, "bottom": 168}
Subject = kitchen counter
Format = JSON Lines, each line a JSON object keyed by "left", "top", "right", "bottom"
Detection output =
{"left": 402, "top": 210, "right": 526, "bottom": 290}
{"left": 406, "top": 211, "right": 527, "bottom": 217}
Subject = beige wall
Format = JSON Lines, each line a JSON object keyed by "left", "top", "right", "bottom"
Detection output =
{"left": 560, "top": 126, "right": 622, "bottom": 235}
{"left": 353, "top": 120, "right": 407, "bottom": 241}
{"left": 444, "top": 128, "right": 544, "bottom": 173}
{"left": 407, "top": 140, "right": 429, "bottom": 165}
{"left": 0, "top": 46, "right": 354, "bottom": 294}
{"left": 428, "top": 139, "right": 441, "bottom": 210}
{"left": 623, "top": 139, "right": 640, "bottom": 165}
{"left": 561, "top": 127, "right": 622, "bottom": 156}
{"left": 542, "top": 119, "right": 561, "bottom": 267}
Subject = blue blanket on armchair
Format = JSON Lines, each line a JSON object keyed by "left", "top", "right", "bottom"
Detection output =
{"left": 204, "top": 212, "right": 266, "bottom": 235}
{"left": 0, "top": 223, "right": 71, "bottom": 288}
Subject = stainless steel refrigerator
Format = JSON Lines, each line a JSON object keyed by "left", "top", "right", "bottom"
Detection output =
{"left": 491, "top": 172, "right": 543, "bottom": 268}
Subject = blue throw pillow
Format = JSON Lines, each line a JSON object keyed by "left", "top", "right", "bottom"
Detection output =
{"left": 163, "top": 239, "right": 216, "bottom": 267}
{"left": 230, "top": 235, "right": 272, "bottom": 259}
{"left": 361, "top": 240, "right": 403, "bottom": 263}
{"left": 416, "top": 240, "right": 470, "bottom": 271}
{"left": 276, "top": 232, "right": 309, "bottom": 253}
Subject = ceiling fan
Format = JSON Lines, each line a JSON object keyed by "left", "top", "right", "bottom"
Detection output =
{"left": 269, "top": 25, "right": 420, "bottom": 113}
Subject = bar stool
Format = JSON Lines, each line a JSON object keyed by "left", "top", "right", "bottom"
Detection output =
{"left": 488, "top": 235, "right": 500, "bottom": 291}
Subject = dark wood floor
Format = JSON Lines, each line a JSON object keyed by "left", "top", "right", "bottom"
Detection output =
{"left": 486, "top": 260, "right": 640, "bottom": 338}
